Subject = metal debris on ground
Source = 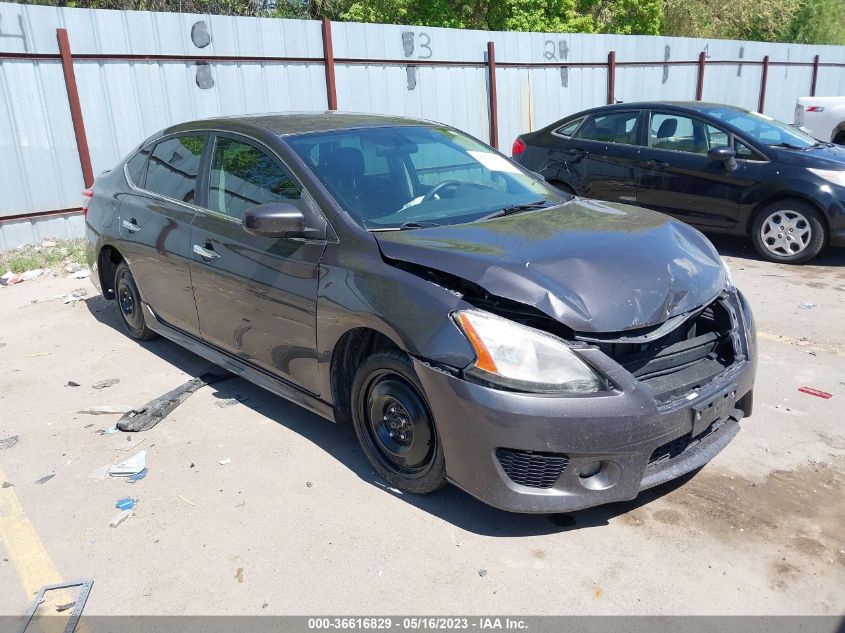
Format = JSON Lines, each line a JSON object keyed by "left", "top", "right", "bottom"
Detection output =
{"left": 126, "top": 468, "right": 148, "bottom": 483}
{"left": 66, "top": 380, "right": 80, "bottom": 387}
{"left": 18, "top": 579, "right": 93, "bottom": 633}
{"left": 798, "top": 387, "right": 833, "bottom": 399}
{"left": 92, "top": 378, "right": 120, "bottom": 390}
{"left": 115, "top": 497, "right": 138, "bottom": 511}
{"left": 116, "top": 372, "right": 233, "bottom": 432}
{"left": 35, "top": 474, "right": 55, "bottom": 484}
{"left": 109, "top": 450, "right": 147, "bottom": 477}
{"left": 0, "top": 435, "right": 19, "bottom": 450}
{"left": 78, "top": 405, "right": 133, "bottom": 415}
{"left": 218, "top": 458, "right": 232, "bottom": 465}
{"left": 109, "top": 509, "right": 132, "bottom": 528}
{"left": 799, "top": 302, "right": 817, "bottom": 309}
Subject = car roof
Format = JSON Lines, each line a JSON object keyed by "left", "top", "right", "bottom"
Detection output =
{"left": 163, "top": 111, "right": 434, "bottom": 137}
{"left": 567, "top": 101, "right": 748, "bottom": 118}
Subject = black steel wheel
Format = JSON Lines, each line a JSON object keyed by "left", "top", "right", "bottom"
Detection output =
{"left": 351, "top": 350, "right": 446, "bottom": 494}
{"left": 114, "top": 261, "right": 157, "bottom": 341}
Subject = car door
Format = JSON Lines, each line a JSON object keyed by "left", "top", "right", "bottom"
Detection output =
{"left": 189, "top": 133, "right": 326, "bottom": 395}
{"left": 636, "top": 111, "right": 748, "bottom": 229}
{"left": 561, "top": 110, "right": 642, "bottom": 203}
{"left": 118, "top": 133, "right": 208, "bottom": 336}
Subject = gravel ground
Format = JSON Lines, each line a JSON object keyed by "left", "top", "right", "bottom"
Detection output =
{"left": 0, "top": 235, "right": 843, "bottom": 616}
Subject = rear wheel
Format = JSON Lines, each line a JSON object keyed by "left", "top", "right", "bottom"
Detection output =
{"left": 750, "top": 200, "right": 826, "bottom": 264}
{"left": 114, "top": 261, "right": 157, "bottom": 341}
{"left": 833, "top": 130, "right": 845, "bottom": 145}
{"left": 351, "top": 350, "right": 446, "bottom": 494}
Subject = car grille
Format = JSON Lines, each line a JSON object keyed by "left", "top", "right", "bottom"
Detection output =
{"left": 495, "top": 448, "right": 569, "bottom": 489}
{"left": 595, "top": 298, "right": 737, "bottom": 403}
{"left": 648, "top": 417, "right": 724, "bottom": 468}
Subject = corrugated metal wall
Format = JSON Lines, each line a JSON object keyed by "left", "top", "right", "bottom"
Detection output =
{"left": 1, "top": 2, "right": 845, "bottom": 250}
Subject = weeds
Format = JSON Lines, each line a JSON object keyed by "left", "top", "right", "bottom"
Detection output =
{"left": 0, "top": 239, "right": 87, "bottom": 274}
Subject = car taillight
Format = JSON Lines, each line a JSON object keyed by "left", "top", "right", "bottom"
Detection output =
{"left": 806, "top": 106, "right": 825, "bottom": 113}
{"left": 82, "top": 188, "right": 93, "bottom": 217}
{"left": 512, "top": 137, "right": 526, "bottom": 156}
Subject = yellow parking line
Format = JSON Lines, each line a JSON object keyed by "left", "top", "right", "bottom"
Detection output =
{"left": 0, "top": 466, "right": 63, "bottom": 598}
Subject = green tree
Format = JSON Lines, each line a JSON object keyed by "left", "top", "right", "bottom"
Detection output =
{"left": 780, "top": 0, "right": 845, "bottom": 45}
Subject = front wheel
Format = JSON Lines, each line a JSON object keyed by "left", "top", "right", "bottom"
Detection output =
{"left": 750, "top": 201, "right": 826, "bottom": 264}
{"left": 114, "top": 261, "right": 157, "bottom": 341}
{"left": 351, "top": 350, "right": 446, "bottom": 494}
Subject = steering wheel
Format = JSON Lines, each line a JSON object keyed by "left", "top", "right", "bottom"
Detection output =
{"left": 423, "top": 180, "right": 463, "bottom": 202}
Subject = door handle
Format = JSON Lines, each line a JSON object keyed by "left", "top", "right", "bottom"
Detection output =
{"left": 193, "top": 243, "right": 220, "bottom": 260}
{"left": 122, "top": 218, "right": 141, "bottom": 233}
{"left": 647, "top": 159, "right": 669, "bottom": 170}
{"left": 566, "top": 148, "right": 589, "bottom": 158}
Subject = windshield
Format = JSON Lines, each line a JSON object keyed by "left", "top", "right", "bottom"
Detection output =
{"left": 286, "top": 125, "right": 566, "bottom": 230}
{"left": 704, "top": 107, "right": 817, "bottom": 149}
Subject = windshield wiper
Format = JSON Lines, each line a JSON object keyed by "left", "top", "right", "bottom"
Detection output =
{"left": 399, "top": 221, "right": 440, "bottom": 230}
{"left": 768, "top": 141, "right": 806, "bottom": 150}
{"left": 479, "top": 200, "right": 550, "bottom": 221}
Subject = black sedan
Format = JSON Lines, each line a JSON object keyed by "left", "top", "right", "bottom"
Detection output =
{"left": 86, "top": 113, "right": 755, "bottom": 513}
{"left": 512, "top": 101, "right": 845, "bottom": 263}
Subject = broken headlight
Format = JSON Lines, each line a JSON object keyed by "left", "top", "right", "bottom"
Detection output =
{"left": 454, "top": 310, "right": 606, "bottom": 394}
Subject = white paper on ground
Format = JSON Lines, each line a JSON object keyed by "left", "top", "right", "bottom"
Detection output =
{"left": 109, "top": 450, "right": 147, "bottom": 476}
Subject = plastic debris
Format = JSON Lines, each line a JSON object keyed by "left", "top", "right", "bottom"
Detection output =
{"left": 109, "top": 450, "right": 147, "bottom": 477}
{"left": 104, "top": 425, "right": 121, "bottom": 434}
{"left": 0, "top": 272, "right": 23, "bottom": 286}
{"left": 799, "top": 387, "right": 832, "bottom": 399}
{"left": 478, "top": 569, "right": 488, "bottom": 577}
{"left": 78, "top": 405, "right": 134, "bottom": 415}
{"left": 35, "top": 474, "right": 55, "bottom": 485}
{"left": 115, "top": 497, "right": 137, "bottom": 510}
{"left": 218, "top": 458, "right": 232, "bottom": 465}
{"left": 70, "top": 269, "right": 90, "bottom": 279}
{"left": 66, "top": 380, "right": 81, "bottom": 387}
{"left": 235, "top": 567, "right": 244, "bottom": 583}
{"left": 215, "top": 395, "right": 248, "bottom": 408}
{"left": 178, "top": 495, "right": 195, "bottom": 506}
{"left": 56, "top": 602, "right": 76, "bottom": 613}
{"left": 117, "top": 373, "right": 232, "bottom": 432}
{"left": 0, "top": 435, "right": 19, "bottom": 450}
{"left": 2, "top": 481, "right": 13, "bottom": 488}
{"left": 799, "top": 302, "right": 816, "bottom": 309}
{"left": 306, "top": 481, "right": 313, "bottom": 488}
{"left": 126, "top": 468, "right": 148, "bottom": 483}
{"left": 109, "top": 509, "right": 132, "bottom": 528}
{"left": 92, "top": 378, "right": 120, "bottom": 390}
{"left": 21, "top": 269, "right": 45, "bottom": 281}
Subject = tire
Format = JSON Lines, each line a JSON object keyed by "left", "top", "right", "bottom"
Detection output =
{"left": 350, "top": 350, "right": 446, "bottom": 494}
{"left": 833, "top": 130, "right": 845, "bottom": 146}
{"left": 750, "top": 200, "right": 826, "bottom": 264}
{"left": 114, "top": 261, "right": 157, "bottom": 341}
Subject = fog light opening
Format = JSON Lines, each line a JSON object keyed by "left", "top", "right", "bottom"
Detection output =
{"left": 577, "top": 461, "right": 621, "bottom": 491}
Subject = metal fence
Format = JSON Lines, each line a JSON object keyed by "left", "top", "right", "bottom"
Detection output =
{"left": 1, "top": 2, "right": 845, "bottom": 250}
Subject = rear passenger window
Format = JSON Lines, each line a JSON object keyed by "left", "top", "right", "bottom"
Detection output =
{"left": 145, "top": 135, "right": 206, "bottom": 204}
{"left": 125, "top": 148, "right": 149, "bottom": 187}
{"left": 554, "top": 117, "right": 584, "bottom": 137}
{"left": 576, "top": 112, "right": 638, "bottom": 144}
{"left": 209, "top": 137, "right": 301, "bottom": 220}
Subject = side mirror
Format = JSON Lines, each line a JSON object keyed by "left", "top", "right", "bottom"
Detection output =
{"left": 707, "top": 145, "right": 737, "bottom": 171}
{"left": 242, "top": 203, "right": 306, "bottom": 238}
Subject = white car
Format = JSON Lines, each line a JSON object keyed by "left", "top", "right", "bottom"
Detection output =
{"left": 795, "top": 96, "right": 845, "bottom": 145}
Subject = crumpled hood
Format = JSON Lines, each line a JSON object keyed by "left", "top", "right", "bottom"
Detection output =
{"left": 375, "top": 199, "right": 727, "bottom": 333}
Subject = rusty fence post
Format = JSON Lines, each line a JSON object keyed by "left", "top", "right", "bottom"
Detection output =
{"left": 486, "top": 41, "right": 499, "bottom": 149}
{"left": 321, "top": 19, "right": 337, "bottom": 110}
{"left": 56, "top": 28, "right": 94, "bottom": 189}
{"left": 758, "top": 55, "right": 769, "bottom": 113}
{"left": 811, "top": 54, "right": 820, "bottom": 96}
{"left": 607, "top": 50, "right": 616, "bottom": 104}
{"left": 696, "top": 51, "right": 706, "bottom": 100}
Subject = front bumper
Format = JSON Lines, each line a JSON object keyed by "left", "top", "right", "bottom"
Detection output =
{"left": 415, "top": 291, "right": 757, "bottom": 514}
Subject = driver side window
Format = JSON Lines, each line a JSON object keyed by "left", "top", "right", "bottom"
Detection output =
{"left": 208, "top": 137, "right": 301, "bottom": 220}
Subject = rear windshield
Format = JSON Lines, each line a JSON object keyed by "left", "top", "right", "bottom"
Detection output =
{"left": 286, "top": 126, "right": 565, "bottom": 230}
